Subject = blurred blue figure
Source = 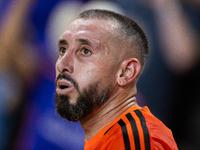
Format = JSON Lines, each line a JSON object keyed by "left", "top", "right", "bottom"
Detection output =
{"left": 0, "top": 0, "right": 41, "bottom": 149}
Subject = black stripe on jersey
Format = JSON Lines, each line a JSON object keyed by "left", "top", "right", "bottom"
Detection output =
{"left": 125, "top": 113, "right": 141, "bottom": 150}
{"left": 118, "top": 119, "right": 131, "bottom": 150}
{"left": 134, "top": 110, "right": 150, "bottom": 150}
{"left": 104, "top": 125, "right": 114, "bottom": 135}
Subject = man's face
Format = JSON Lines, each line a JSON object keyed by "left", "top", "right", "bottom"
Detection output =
{"left": 55, "top": 18, "right": 120, "bottom": 122}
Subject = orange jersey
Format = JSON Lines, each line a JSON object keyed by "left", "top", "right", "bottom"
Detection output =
{"left": 84, "top": 105, "right": 178, "bottom": 150}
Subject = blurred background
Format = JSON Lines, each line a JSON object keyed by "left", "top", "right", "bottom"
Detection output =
{"left": 0, "top": 0, "right": 199, "bottom": 149}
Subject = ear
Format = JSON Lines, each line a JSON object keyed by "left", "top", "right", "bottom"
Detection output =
{"left": 117, "top": 58, "right": 141, "bottom": 86}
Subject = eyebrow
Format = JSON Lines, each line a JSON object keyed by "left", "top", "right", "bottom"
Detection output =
{"left": 58, "top": 38, "right": 93, "bottom": 47}
{"left": 58, "top": 39, "right": 68, "bottom": 46}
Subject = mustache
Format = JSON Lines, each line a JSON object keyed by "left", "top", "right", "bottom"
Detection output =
{"left": 55, "top": 74, "right": 79, "bottom": 90}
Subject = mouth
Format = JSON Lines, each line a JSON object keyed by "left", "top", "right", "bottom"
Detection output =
{"left": 56, "top": 80, "right": 74, "bottom": 94}
{"left": 60, "top": 85, "right": 69, "bottom": 89}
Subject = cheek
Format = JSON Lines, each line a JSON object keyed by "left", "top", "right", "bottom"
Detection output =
{"left": 75, "top": 64, "right": 115, "bottom": 89}
{"left": 75, "top": 66, "right": 97, "bottom": 83}
{"left": 73, "top": 64, "right": 99, "bottom": 88}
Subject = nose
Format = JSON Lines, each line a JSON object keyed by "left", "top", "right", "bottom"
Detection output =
{"left": 56, "top": 51, "right": 74, "bottom": 74}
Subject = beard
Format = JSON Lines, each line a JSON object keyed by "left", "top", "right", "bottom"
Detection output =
{"left": 55, "top": 74, "right": 112, "bottom": 122}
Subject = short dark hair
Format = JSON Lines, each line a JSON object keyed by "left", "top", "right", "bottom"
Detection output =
{"left": 78, "top": 9, "right": 148, "bottom": 70}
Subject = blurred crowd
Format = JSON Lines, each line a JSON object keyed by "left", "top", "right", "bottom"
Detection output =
{"left": 0, "top": 0, "right": 199, "bottom": 149}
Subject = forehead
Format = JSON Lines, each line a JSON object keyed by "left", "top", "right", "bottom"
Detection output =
{"left": 60, "top": 18, "right": 117, "bottom": 42}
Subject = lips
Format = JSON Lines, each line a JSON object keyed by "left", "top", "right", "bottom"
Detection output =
{"left": 56, "top": 79, "right": 74, "bottom": 94}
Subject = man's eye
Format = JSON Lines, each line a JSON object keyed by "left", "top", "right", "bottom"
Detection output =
{"left": 81, "top": 48, "right": 91, "bottom": 55}
{"left": 59, "top": 47, "right": 67, "bottom": 54}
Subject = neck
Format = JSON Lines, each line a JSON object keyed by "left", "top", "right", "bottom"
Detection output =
{"left": 79, "top": 94, "right": 137, "bottom": 141}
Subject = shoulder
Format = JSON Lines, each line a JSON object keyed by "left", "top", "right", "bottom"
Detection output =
{"left": 140, "top": 107, "right": 178, "bottom": 149}
{"left": 85, "top": 106, "right": 178, "bottom": 150}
